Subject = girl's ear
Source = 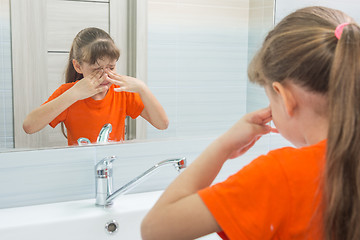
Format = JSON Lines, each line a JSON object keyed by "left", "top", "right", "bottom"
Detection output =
{"left": 72, "top": 59, "right": 83, "bottom": 74}
{"left": 272, "top": 82, "right": 297, "bottom": 117}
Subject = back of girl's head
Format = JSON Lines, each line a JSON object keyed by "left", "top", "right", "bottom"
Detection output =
{"left": 248, "top": 6, "right": 354, "bottom": 92}
{"left": 65, "top": 27, "right": 120, "bottom": 83}
{"left": 248, "top": 6, "right": 360, "bottom": 240}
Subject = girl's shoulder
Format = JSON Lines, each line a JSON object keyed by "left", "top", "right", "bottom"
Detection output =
{"left": 264, "top": 139, "right": 327, "bottom": 176}
{"left": 267, "top": 139, "right": 326, "bottom": 161}
{"left": 47, "top": 82, "right": 77, "bottom": 100}
{"left": 61, "top": 81, "right": 77, "bottom": 89}
{"left": 53, "top": 81, "right": 77, "bottom": 94}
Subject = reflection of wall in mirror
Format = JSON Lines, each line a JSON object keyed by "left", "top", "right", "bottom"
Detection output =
{"left": 0, "top": 0, "right": 14, "bottom": 149}
{"left": 146, "top": 0, "right": 269, "bottom": 140}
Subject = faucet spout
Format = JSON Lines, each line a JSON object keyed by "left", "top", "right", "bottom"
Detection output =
{"left": 77, "top": 123, "right": 112, "bottom": 145}
{"left": 95, "top": 157, "right": 186, "bottom": 207}
{"left": 97, "top": 123, "right": 112, "bottom": 143}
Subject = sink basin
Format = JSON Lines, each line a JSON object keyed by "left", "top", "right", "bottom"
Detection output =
{"left": 0, "top": 191, "right": 220, "bottom": 240}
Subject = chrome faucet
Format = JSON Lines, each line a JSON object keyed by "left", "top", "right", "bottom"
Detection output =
{"left": 95, "top": 156, "right": 187, "bottom": 206}
{"left": 97, "top": 123, "right": 112, "bottom": 143}
{"left": 77, "top": 123, "right": 112, "bottom": 145}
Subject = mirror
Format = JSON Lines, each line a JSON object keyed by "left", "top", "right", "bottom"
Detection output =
{"left": 1, "top": 0, "right": 275, "bottom": 152}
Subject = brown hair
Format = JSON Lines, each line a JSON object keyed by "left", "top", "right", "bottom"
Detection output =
{"left": 65, "top": 27, "right": 120, "bottom": 83}
{"left": 62, "top": 27, "right": 120, "bottom": 138}
{"left": 248, "top": 6, "right": 360, "bottom": 240}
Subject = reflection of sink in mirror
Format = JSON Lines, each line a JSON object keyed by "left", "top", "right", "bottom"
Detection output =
{"left": 0, "top": 191, "right": 220, "bottom": 240}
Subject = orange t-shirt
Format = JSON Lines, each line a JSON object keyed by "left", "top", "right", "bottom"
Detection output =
{"left": 44, "top": 82, "right": 144, "bottom": 146}
{"left": 198, "top": 140, "right": 326, "bottom": 240}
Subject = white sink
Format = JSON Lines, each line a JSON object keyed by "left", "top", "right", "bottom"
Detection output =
{"left": 0, "top": 191, "right": 220, "bottom": 240}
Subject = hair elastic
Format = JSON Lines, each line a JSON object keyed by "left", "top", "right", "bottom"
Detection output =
{"left": 335, "top": 22, "right": 350, "bottom": 40}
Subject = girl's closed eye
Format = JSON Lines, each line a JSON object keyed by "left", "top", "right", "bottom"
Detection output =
{"left": 91, "top": 67, "right": 102, "bottom": 73}
{"left": 107, "top": 65, "right": 116, "bottom": 71}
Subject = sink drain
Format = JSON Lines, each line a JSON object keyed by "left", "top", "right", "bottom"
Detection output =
{"left": 105, "top": 220, "right": 119, "bottom": 235}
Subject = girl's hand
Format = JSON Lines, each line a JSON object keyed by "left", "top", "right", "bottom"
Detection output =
{"left": 104, "top": 69, "right": 145, "bottom": 93}
{"left": 219, "top": 107, "right": 278, "bottom": 159}
{"left": 70, "top": 70, "right": 108, "bottom": 100}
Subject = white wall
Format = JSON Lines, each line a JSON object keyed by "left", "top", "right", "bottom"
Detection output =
{"left": 147, "top": 0, "right": 249, "bottom": 139}
{"left": 275, "top": 0, "right": 360, "bottom": 24}
{"left": 0, "top": 0, "right": 13, "bottom": 149}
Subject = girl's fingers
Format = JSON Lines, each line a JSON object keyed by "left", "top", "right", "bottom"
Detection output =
{"left": 106, "top": 76, "right": 121, "bottom": 85}
{"left": 88, "top": 69, "right": 98, "bottom": 78}
{"left": 257, "top": 107, "right": 272, "bottom": 121}
{"left": 271, "top": 128, "right": 279, "bottom": 133}
{"left": 96, "top": 85, "right": 109, "bottom": 93}
{"left": 86, "top": 70, "right": 104, "bottom": 85}
{"left": 113, "top": 87, "right": 124, "bottom": 92}
{"left": 249, "top": 107, "right": 273, "bottom": 125}
{"left": 262, "top": 116, "right": 273, "bottom": 124}
{"left": 96, "top": 73, "right": 107, "bottom": 84}
{"left": 91, "top": 69, "right": 104, "bottom": 79}
{"left": 105, "top": 69, "right": 121, "bottom": 80}
{"left": 255, "top": 106, "right": 271, "bottom": 116}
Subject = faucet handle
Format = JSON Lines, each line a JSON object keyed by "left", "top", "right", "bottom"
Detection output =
{"left": 96, "top": 156, "right": 118, "bottom": 166}
{"left": 77, "top": 137, "right": 90, "bottom": 146}
{"left": 175, "top": 157, "right": 187, "bottom": 171}
{"left": 95, "top": 156, "right": 118, "bottom": 177}
{"left": 95, "top": 156, "right": 117, "bottom": 206}
{"left": 155, "top": 157, "right": 187, "bottom": 172}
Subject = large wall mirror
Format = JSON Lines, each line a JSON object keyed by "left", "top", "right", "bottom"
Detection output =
{"left": 3, "top": 0, "right": 360, "bottom": 154}
{"left": 1, "top": 0, "right": 275, "bottom": 152}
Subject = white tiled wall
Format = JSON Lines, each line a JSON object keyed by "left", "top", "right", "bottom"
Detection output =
{"left": 275, "top": 0, "right": 360, "bottom": 24}
{"left": 246, "top": 0, "right": 273, "bottom": 114}
{"left": 147, "top": 0, "right": 249, "bottom": 139}
{"left": 0, "top": 0, "right": 13, "bottom": 149}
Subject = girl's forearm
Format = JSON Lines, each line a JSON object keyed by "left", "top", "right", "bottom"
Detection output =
{"left": 23, "top": 90, "right": 78, "bottom": 134}
{"left": 138, "top": 85, "right": 169, "bottom": 129}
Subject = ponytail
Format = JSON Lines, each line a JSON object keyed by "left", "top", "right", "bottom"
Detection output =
{"left": 64, "top": 47, "right": 83, "bottom": 84}
{"left": 324, "top": 23, "right": 360, "bottom": 240}
{"left": 62, "top": 48, "right": 83, "bottom": 137}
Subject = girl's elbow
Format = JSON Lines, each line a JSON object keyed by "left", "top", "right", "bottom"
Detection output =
{"left": 23, "top": 122, "right": 33, "bottom": 134}
{"left": 140, "top": 223, "right": 150, "bottom": 240}
{"left": 23, "top": 120, "right": 38, "bottom": 134}
{"left": 141, "top": 210, "right": 169, "bottom": 240}
{"left": 141, "top": 216, "right": 156, "bottom": 240}
{"left": 160, "top": 118, "right": 169, "bottom": 130}
{"left": 156, "top": 117, "right": 169, "bottom": 130}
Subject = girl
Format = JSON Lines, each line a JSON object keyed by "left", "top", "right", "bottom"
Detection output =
{"left": 141, "top": 6, "right": 360, "bottom": 240}
{"left": 23, "top": 27, "right": 168, "bottom": 146}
